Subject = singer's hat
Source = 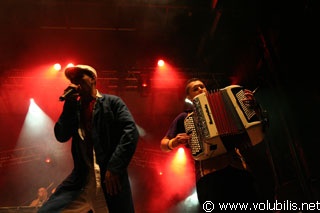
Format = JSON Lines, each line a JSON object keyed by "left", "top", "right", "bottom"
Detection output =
{"left": 64, "top": 65, "right": 97, "bottom": 80}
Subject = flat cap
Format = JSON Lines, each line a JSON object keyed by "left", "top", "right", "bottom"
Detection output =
{"left": 64, "top": 65, "right": 97, "bottom": 80}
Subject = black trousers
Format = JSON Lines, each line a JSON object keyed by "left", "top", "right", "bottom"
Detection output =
{"left": 196, "top": 166, "right": 259, "bottom": 205}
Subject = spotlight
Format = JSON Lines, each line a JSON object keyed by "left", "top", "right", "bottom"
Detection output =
{"left": 66, "top": 63, "right": 75, "bottom": 68}
{"left": 141, "top": 82, "right": 148, "bottom": 88}
{"left": 157, "top": 59, "right": 165, "bottom": 67}
{"left": 53, "top": 63, "right": 62, "bottom": 71}
{"left": 140, "top": 74, "right": 150, "bottom": 96}
{"left": 44, "top": 157, "right": 52, "bottom": 164}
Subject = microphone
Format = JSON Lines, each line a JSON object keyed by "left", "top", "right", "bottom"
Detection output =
{"left": 59, "top": 88, "right": 76, "bottom": 101}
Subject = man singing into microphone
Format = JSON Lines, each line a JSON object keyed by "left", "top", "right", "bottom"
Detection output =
{"left": 39, "top": 65, "right": 139, "bottom": 213}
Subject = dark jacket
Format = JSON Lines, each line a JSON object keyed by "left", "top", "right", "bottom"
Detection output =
{"left": 39, "top": 93, "right": 139, "bottom": 213}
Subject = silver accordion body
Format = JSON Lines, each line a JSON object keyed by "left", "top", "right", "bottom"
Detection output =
{"left": 184, "top": 85, "right": 264, "bottom": 160}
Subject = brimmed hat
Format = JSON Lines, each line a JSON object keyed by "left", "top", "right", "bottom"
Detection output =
{"left": 64, "top": 65, "right": 97, "bottom": 80}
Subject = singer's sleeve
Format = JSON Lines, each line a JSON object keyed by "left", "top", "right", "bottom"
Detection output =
{"left": 54, "top": 100, "right": 78, "bottom": 142}
{"left": 105, "top": 97, "right": 139, "bottom": 174}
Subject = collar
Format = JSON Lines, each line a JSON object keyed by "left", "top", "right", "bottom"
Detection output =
{"left": 96, "top": 90, "right": 102, "bottom": 98}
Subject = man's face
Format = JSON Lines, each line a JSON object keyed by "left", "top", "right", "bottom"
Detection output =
{"left": 38, "top": 188, "right": 47, "bottom": 197}
{"left": 69, "top": 71, "right": 95, "bottom": 97}
{"left": 187, "top": 80, "right": 207, "bottom": 100}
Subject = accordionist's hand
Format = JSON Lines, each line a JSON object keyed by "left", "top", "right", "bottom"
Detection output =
{"left": 175, "top": 133, "right": 190, "bottom": 145}
{"left": 167, "top": 133, "right": 190, "bottom": 150}
{"left": 243, "top": 88, "right": 269, "bottom": 128}
{"left": 242, "top": 89, "right": 257, "bottom": 109}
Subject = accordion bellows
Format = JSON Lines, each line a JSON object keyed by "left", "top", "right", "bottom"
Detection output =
{"left": 184, "top": 85, "right": 265, "bottom": 160}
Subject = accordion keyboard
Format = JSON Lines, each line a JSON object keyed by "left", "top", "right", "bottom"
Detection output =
{"left": 184, "top": 113, "right": 202, "bottom": 156}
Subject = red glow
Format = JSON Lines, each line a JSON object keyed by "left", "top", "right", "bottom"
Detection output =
{"left": 171, "top": 147, "right": 187, "bottom": 174}
{"left": 150, "top": 147, "right": 195, "bottom": 211}
{"left": 152, "top": 62, "right": 186, "bottom": 89}
{"left": 230, "top": 76, "right": 239, "bottom": 85}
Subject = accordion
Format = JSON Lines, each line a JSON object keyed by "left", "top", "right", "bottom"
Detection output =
{"left": 184, "top": 85, "right": 265, "bottom": 160}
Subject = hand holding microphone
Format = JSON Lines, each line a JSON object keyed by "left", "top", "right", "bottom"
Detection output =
{"left": 59, "top": 85, "right": 79, "bottom": 101}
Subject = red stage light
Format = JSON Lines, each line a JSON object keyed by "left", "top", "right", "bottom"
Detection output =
{"left": 53, "top": 63, "right": 62, "bottom": 71}
{"left": 157, "top": 59, "right": 165, "bottom": 67}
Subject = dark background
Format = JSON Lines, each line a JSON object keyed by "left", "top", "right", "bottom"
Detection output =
{"left": 0, "top": 0, "right": 318, "bottom": 212}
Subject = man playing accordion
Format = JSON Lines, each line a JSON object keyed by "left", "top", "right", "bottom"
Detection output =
{"left": 160, "top": 78, "right": 267, "bottom": 206}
